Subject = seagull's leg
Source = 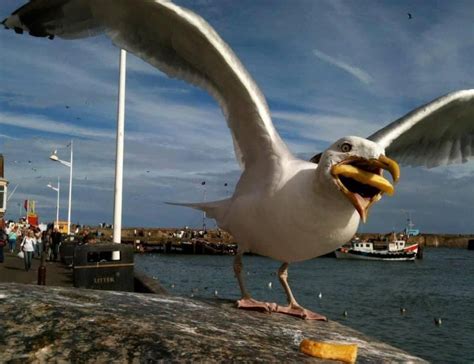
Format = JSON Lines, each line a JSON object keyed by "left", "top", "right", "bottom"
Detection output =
{"left": 234, "top": 253, "right": 276, "bottom": 312}
{"left": 275, "top": 263, "right": 327, "bottom": 321}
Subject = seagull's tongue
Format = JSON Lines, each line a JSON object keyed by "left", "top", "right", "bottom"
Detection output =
{"left": 354, "top": 193, "right": 370, "bottom": 210}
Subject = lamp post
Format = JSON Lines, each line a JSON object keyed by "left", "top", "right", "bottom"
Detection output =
{"left": 47, "top": 177, "right": 60, "bottom": 229}
{"left": 50, "top": 141, "right": 73, "bottom": 235}
{"left": 201, "top": 181, "right": 206, "bottom": 231}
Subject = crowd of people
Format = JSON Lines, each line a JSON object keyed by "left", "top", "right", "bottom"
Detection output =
{"left": 0, "top": 220, "right": 62, "bottom": 271}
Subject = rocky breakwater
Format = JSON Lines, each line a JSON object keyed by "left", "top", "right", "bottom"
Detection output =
{"left": 0, "top": 283, "right": 426, "bottom": 362}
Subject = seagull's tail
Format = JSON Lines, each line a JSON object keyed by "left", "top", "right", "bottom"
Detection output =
{"left": 2, "top": 0, "right": 102, "bottom": 40}
{"left": 166, "top": 198, "right": 232, "bottom": 222}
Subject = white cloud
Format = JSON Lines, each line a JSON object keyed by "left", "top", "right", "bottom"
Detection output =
{"left": 272, "top": 110, "right": 378, "bottom": 143}
{"left": 312, "top": 48, "right": 373, "bottom": 85}
{"left": 0, "top": 111, "right": 114, "bottom": 139}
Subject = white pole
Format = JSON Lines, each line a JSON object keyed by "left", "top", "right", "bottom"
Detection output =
{"left": 202, "top": 185, "right": 207, "bottom": 231}
{"left": 113, "top": 49, "right": 127, "bottom": 245}
{"left": 67, "top": 140, "right": 73, "bottom": 235}
{"left": 56, "top": 177, "right": 60, "bottom": 229}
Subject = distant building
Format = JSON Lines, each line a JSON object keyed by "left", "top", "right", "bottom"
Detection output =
{"left": 55, "top": 220, "right": 69, "bottom": 234}
{"left": 0, "top": 154, "right": 8, "bottom": 221}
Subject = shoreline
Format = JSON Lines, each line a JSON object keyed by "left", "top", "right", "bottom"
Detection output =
{"left": 91, "top": 227, "right": 474, "bottom": 250}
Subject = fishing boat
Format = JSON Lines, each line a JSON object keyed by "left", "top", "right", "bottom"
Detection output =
{"left": 335, "top": 233, "right": 419, "bottom": 261}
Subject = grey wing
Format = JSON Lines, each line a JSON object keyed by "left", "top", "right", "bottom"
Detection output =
{"left": 368, "top": 89, "right": 474, "bottom": 168}
{"left": 3, "top": 0, "right": 292, "bottom": 173}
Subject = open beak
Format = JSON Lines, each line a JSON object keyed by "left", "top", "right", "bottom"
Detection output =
{"left": 331, "top": 155, "right": 400, "bottom": 222}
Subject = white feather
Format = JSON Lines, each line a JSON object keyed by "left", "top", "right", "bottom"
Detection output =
{"left": 368, "top": 90, "right": 474, "bottom": 168}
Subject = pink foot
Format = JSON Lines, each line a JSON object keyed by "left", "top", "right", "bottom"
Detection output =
{"left": 236, "top": 298, "right": 278, "bottom": 313}
{"left": 275, "top": 305, "right": 327, "bottom": 321}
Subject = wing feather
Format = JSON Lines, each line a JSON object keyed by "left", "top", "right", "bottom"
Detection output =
{"left": 3, "top": 0, "right": 292, "bottom": 172}
{"left": 368, "top": 90, "right": 474, "bottom": 168}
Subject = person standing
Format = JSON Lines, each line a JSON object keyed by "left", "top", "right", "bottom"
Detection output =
{"left": 0, "top": 227, "right": 7, "bottom": 263}
{"left": 20, "top": 230, "right": 36, "bottom": 271}
{"left": 8, "top": 227, "right": 17, "bottom": 253}
{"left": 51, "top": 228, "right": 62, "bottom": 262}
{"left": 34, "top": 228, "right": 43, "bottom": 258}
{"left": 43, "top": 228, "right": 52, "bottom": 261}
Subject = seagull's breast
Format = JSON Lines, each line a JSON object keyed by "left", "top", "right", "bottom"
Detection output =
{"left": 226, "top": 160, "right": 359, "bottom": 263}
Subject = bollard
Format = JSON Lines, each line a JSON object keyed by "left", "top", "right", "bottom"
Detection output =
{"left": 37, "top": 252, "right": 46, "bottom": 285}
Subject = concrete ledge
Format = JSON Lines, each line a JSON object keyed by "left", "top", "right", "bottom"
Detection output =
{"left": 134, "top": 269, "right": 168, "bottom": 294}
{"left": 0, "top": 283, "right": 426, "bottom": 362}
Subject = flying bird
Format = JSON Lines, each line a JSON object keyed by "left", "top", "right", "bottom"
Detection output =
{"left": 3, "top": 0, "right": 474, "bottom": 320}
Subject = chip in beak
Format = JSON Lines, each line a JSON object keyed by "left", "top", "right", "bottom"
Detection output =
{"left": 331, "top": 155, "right": 400, "bottom": 222}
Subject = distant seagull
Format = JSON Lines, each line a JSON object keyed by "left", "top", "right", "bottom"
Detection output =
{"left": 3, "top": 0, "right": 474, "bottom": 321}
{"left": 408, "top": 13, "right": 413, "bottom": 19}
{"left": 400, "top": 307, "right": 407, "bottom": 315}
{"left": 318, "top": 292, "right": 323, "bottom": 299}
{"left": 434, "top": 317, "right": 442, "bottom": 326}
{"left": 268, "top": 282, "right": 272, "bottom": 289}
{"left": 343, "top": 310, "right": 348, "bottom": 317}
{"left": 214, "top": 290, "right": 219, "bottom": 297}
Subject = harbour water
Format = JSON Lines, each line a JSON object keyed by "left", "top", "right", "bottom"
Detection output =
{"left": 136, "top": 248, "right": 473, "bottom": 363}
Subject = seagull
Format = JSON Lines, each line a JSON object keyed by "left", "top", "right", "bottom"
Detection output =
{"left": 3, "top": 0, "right": 474, "bottom": 321}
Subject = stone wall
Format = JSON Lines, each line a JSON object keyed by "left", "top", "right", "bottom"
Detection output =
{"left": 0, "top": 283, "right": 427, "bottom": 362}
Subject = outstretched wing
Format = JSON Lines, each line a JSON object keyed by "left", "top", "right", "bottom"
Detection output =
{"left": 3, "top": 0, "right": 292, "bottom": 172}
{"left": 368, "top": 90, "right": 474, "bottom": 168}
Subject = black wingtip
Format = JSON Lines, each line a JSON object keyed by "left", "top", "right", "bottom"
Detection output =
{"left": 1, "top": 18, "right": 9, "bottom": 29}
{"left": 310, "top": 152, "right": 322, "bottom": 164}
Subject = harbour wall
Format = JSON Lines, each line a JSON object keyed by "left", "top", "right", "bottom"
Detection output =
{"left": 93, "top": 227, "right": 474, "bottom": 249}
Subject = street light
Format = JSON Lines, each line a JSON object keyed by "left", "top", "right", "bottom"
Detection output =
{"left": 47, "top": 177, "right": 60, "bottom": 230}
{"left": 201, "top": 181, "right": 206, "bottom": 231}
{"left": 49, "top": 141, "right": 73, "bottom": 235}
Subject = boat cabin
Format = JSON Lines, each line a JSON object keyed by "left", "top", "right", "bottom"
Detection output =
{"left": 353, "top": 241, "right": 374, "bottom": 252}
{"left": 388, "top": 240, "right": 407, "bottom": 251}
{"left": 351, "top": 236, "right": 407, "bottom": 252}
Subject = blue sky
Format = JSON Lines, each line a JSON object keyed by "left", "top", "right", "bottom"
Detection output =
{"left": 1, "top": 0, "right": 473, "bottom": 233}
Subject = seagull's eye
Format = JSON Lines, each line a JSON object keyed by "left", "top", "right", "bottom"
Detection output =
{"left": 340, "top": 143, "right": 352, "bottom": 153}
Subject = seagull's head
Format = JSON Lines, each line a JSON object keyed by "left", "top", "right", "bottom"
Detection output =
{"left": 317, "top": 136, "right": 400, "bottom": 222}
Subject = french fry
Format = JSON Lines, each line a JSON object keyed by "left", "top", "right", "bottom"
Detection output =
{"left": 300, "top": 339, "right": 358, "bottom": 363}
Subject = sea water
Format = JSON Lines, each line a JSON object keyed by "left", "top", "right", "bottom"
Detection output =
{"left": 135, "top": 248, "right": 474, "bottom": 363}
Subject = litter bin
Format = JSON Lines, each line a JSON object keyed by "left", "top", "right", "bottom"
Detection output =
{"left": 73, "top": 243, "right": 134, "bottom": 291}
